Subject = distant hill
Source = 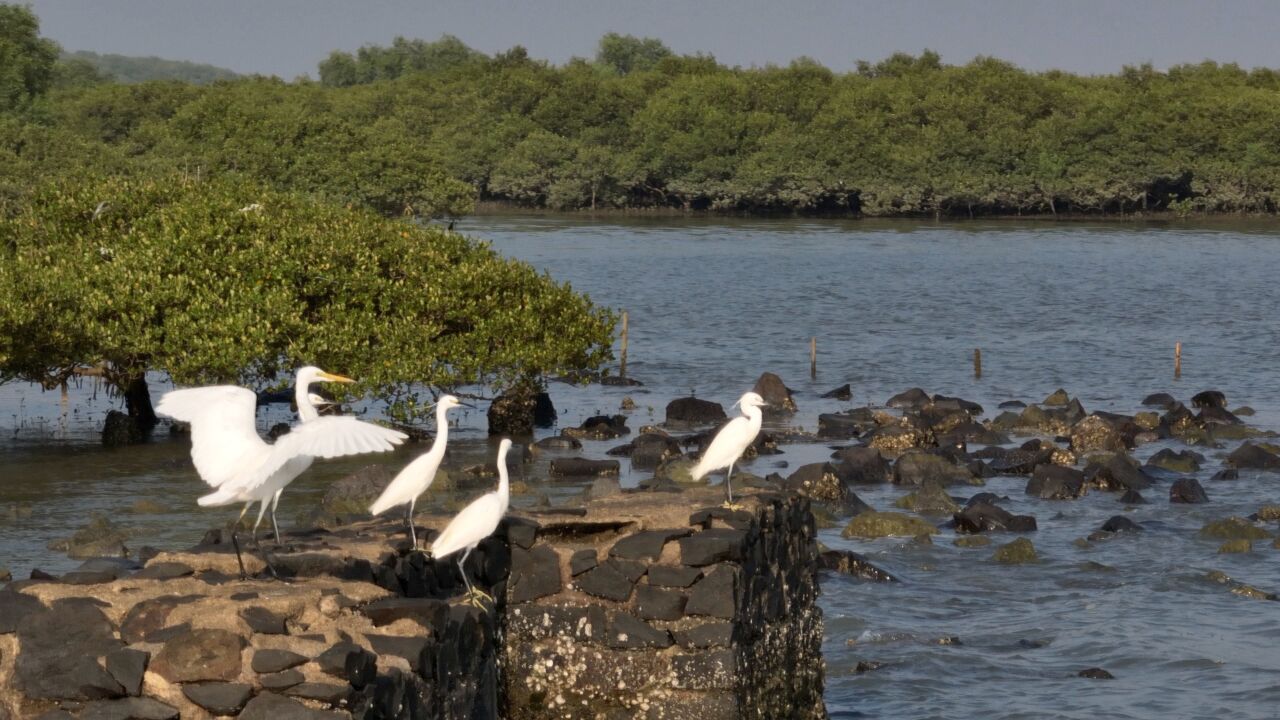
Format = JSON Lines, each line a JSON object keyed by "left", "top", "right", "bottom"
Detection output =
{"left": 62, "top": 50, "right": 239, "bottom": 84}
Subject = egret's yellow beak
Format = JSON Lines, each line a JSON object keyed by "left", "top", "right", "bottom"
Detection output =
{"left": 319, "top": 371, "right": 356, "bottom": 384}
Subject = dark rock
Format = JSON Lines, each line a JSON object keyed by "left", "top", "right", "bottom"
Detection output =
{"left": 987, "top": 447, "right": 1054, "bottom": 475}
{"left": 625, "top": 433, "right": 684, "bottom": 470}
{"left": 79, "top": 697, "right": 179, "bottom": 720}
{"left": 678, "top": 529, "right": 746, "bottom": 566}
{"left": 1078, "top": 667, "right": 1114, "bottom": 679}
{"left": 549, "top": 457, "right": 620, "bottom": 477}
{"left": 893, "top": 450, "right": 975, "bottom": 487}
{"left": 1191, "top": 390, "right": 1227, "bottom": 409}
{"left": 785, "top": 462, "right": 871, "bottom": 514}
{"left": 1142, "top": 392, "right": 1177, "bottom": 408}
{"left": 841, "top": 511, "right": 937, "bottom": 539}
{"left": 533, "top": 392, "right": 556, "bottom": 427}
{"left": 252, "top": 648, "right": 309, "bottom": 674}
{"left": 887, "top": 387, "right": 931, "bottom": 409}
{"left": 674, "top": 621, "right": 734, "bottom": 649}
{"left": 685, "top": 565, "right": 737, "bottom": 619}
{"left": 575, "top": 561, "right": 635, "bottom": 602}
{"left": 151, "top": 628, "right": 243, "bottom": 682}
{"left": 1197, "top": 406, "right": 1242, "bottom": 425}
{"left": 965, "top": 492, "right": 1005, "bottom": 507}
{"left": 635, "top": 585, "right": 686, "bottom": 621}
{"left": 818, "top": 550, "right": 899, "bottom": 582}
{"left": 240, "top": 692, "right": 347, "bottom": 719}
{"left": 954, "top": 503, "right": 1037, "bottom": 534}
{"left": 830, "top": 445, "right": 892, "bottom": 484}
{"left": 1043, "top": 389, "right": 1071, "bottom": 406}
{"left": 16, "top": 598, "right": 123, "bottom": 700}
{"left": 1026, "top": 465, "right": 1087, "bottom": 500}
{"left": 360, "top": 598, "right": 448, "bottom": 628}
{"left": 119, "top": 595, "right": 200, "bottom": 643}
{"left": 562, "top": 414, "right": 630, "bottom": 440}
{"left": 509, "top": 544, "right": 562, "bottom": 603}
{"left": 365, "top": 635, "right": 424, "bottom": 672}
{"left": 55, "top": 513, "right": 130, "bottom": 559}
{"left": 570, "top": 549, "right": 598, "bottom": 576}
{"left": 1100, "top": 516, "right": 1142, "bottom": 533}
{"left": 241, "top": 605, "right": 288, "bottom": 635}
{"left": 287, "top": 681, "right": 351, "bottom": 704}
{"left": 818, "top": 409, "right": 878, "bottom": 439}
{"left": 600, "top": 375, "right": 643, "bottom": 386}
{"left": 1069, "top": 415, "right": 1134, "bottom": 453}
{"left": 259, "top": 669, "right": 305, "bottom": 690}
{"left": 1083, "top": 454, "right": 1153, "bottom": 491}
{"left": 1226, "top": 443, "right": 1280, "bottom": 471}
{"left": 610, "top": 529, "right": 691, "bottom": 561}
{"left": 102, "top": 410, "right": 145, "bottom": 447}
{"left": 607, "top": 611, "right": 672, "bottom": 649}
{"left": 504, "top": 516, "right": 539, "bottom": 549}
{"left": 0, "top": 589, "right": 44, "bottom": 633}
{"left": 1119, "top": 489, "right": 1146, "bottom": 504}
{"left": 1170, "top": 478, "right": 1209, "bottom": 504}
{"left": 534, "top": 434, "right": 581, "bottom": 450}
{"left": 752, "top": 372, "right": 797, "bottom": 413}
{"left": 647, "top": 565, "right": 702, "bottom": 588}
{"left": 893, "top": 483, "right": 959, "bottom": 515}
{"left": 932, "top": 394, "right": 984, "bottom": 415}
{"left": 183, "top": 682, "right": 253, "bottom": 715}
{"left": 133, "top": 562, "right": 193, "bottom": 580}
{"left": 1211, "top": 468, "right": 1239, "bottom": 481}
{"left": 317, "top": 641, "right": 367, "bottom": 677}
{"left": 999, "top": 400, "right": 1027, "bottom": 409}
{"left": 488, "top": 387, "right": 539, "bottom": 436}
{"left": 821, "top": 384, "right": 852, "bottom": 400}
{"left": 105, "top": 648, "right": 149, "bottom": 696}
{"left": 665, "top": 397, "right": 728, "bottom": 427}
{"left": 1146, "top": 448, "right": 1203, "bottom": 473}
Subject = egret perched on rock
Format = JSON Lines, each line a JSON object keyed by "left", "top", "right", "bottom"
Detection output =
{"left": 157, "top": 367, "right": 407, "bottom": 558}
{"left": 430, "top": 438, "right": 513, "bottom": 607}
{"left": 690, "top": 391, "right": 767, "bottom": 506}
{"left": 369, "top": 395, "right": 466, "bottom": 548}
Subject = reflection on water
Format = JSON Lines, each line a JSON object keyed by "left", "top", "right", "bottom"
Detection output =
{"left": 4, "top": 217, "right": 1280, "bottom": 719}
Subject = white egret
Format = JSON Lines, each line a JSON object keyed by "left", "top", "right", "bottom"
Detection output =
{"left": 157, "top": 367, "right": 407, "bottom": 558}
{"left": 689, "top": 391, "right": 768, "bottom": 506}
{"left": 430, "top": 438, "right": 512, "bottom": 607}
{"left": 369, "top": 395, "right": 466, "bottom": 548}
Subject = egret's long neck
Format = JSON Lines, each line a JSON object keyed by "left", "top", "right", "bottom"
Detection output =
{"left": 428, "top": 404, "right": 451, "bottom": 460}
{"left": 296, "top": 376, "right": 318, "bottom": 423}
{"left": 496, "top": 447, "right": 510, "bottom": 512}
{"left": 743, "top": 405, "right": 763, "bottom": 432}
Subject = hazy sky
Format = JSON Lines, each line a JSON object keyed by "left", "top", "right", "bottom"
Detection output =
{"left": 24, "top": 0, "right": 1280, "bottom": 78}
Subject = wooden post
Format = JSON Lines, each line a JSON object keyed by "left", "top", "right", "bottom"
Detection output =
{"left": 619, "top": 311, "right": 629, "bottom": 378}
{"left": 810, "top": 337, "right": 817, "bottom": 379}
{"left": 974, "top": 348, "right": 982, "bottom": 379}
{"left": 1175, "top": 342, "right": 1182, "bottom": 379}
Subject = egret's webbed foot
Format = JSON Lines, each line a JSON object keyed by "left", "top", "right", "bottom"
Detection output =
{"left": 463, "top": 586, "right": 493, "bottom": 609}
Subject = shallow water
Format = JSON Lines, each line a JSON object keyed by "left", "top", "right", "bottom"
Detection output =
{"left": 3, "top": 216, "right": 1280, "bottom": 718}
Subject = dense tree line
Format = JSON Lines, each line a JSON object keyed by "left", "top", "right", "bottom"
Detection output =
{"left": 62, "top": 50, "right": 239, "bottom": 84}
{"left": 6, "top": 5, "right": 1280, "bottom": 217}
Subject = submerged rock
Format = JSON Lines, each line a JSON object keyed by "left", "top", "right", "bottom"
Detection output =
{"left": 1169, "top": 478, "right": 1209, "bottom": 504}
{"left": 562, "top": 414, "right": 629, "bottom": 440}
{"left": 954, "top": 503, "right": 1037, "bottom": 534}
{"left": 886, "top": 388, "right": 931, "bottom": 410}
{"left": 1225, "top": 443, "right": 1280, "bottom": 471}
{"left": 1191, "top": 390, "right": 1227, "bottom": 409}
{"left": 1218, "top": 539, "right": 1252, "bottom": 554}
{"left": 841, "top": 511, "right": 937, "bottom": 539}
{"left": 953, "top": 535, "right": 991, "bottom": 548}
{"left": 665, "top": 397, "right": 727, "bottom": 427}
{"left": 1198, "top": 517, "right": 1272, "bottom": 541}
{"left": 1026, "top": 465, "right": 1087, "bottom": 500}
{"left": 1146, "top": 448, "right": 1203, "bottom": 473}
{"left": 1142, "top": 392, "right": 1178, "bottom": 408}
{"left": 893, "top": 484, "right": 960, "bottom": 515}
{"left": 831, "top": 446, "right": 892, "bottom": 484}
{"left": 50, "top": 513, "right": 130, "bottom": 559}
{"left": 893, "top": 450, "right": 977, "bottom": 487}
{"left": 1100, "top": 516, "right": 1142, "bottom": 533}
{"left": 1078, "top": 668, "right": 1114, "bottom": 680}
{"left": 818, "top": 550, "right": 899, "bottom": 582}
{"left": 993, "top": 538, "right": 1038, "bottom": 564}
{"left": 821, "top": 384, "right": 852, "bottom": 401}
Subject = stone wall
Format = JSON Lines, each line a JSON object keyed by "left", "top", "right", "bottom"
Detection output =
{"left": 0, "top": 488, "right": 824, "bottom": 719}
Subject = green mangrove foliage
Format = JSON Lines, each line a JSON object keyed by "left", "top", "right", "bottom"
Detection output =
{"left": 7, "top": 3, "right": 1280, "bottom": 216}
{"left": 0, "top": 175, "right": 615, "bottom": 421}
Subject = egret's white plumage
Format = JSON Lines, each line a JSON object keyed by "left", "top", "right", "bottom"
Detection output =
{"left": 431, "top": 438, "right": 512, "bottom": 606}
{"left": 369, "top": 395, "right": 464, "bottom": 547}
{"left": 157, "top": 366, "right": 407, "bottom": 543}
{"left": 689, "top": 391, "right": 767, "bottom": 503}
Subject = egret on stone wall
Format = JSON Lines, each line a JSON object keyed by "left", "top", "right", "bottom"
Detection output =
{"left": 689, "top": 391, "right": 767, "bottom": 506}
{"left": 430, "top": 438, "right": 513, "bottom": 608}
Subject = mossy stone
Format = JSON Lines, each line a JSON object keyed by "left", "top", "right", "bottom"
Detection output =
{"left": 841, "top": 511, "right": 938, "bottom": 539}
{"left": 993, "top": 537, "right": 1038, "bottom": 564}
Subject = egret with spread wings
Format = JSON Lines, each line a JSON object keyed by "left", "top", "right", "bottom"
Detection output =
{"left": 157, "top": 366, "right": 407, "bottom": 554}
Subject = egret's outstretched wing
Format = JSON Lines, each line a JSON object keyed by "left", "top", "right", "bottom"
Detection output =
{"left": 691, "top": 415, "right": 753, "bottom": 480}
{"left": 156, "top": 386, "right": 266, "bottom": 488}
{"left": 431, "top": 493, "right": 504, "bottom": 560}
{"left": 219, "top": 417, "right": 408, "bottom": 497}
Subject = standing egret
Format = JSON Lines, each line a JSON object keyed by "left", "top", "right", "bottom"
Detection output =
{"left": 430, "top": 438, "right": 512, "bottom": 607}
{"left": 157, "top": 367, "right": 407, "bottom": 565}
{"left": 369, "top": 395, "right": 466, "bottom": 548}
{"left": 689, "top": 391, "right": 768, "bottom": 506}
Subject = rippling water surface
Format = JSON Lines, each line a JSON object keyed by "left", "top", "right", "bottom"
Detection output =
{"left": 3, "top": 217, "right": 1280, "bottom": 718}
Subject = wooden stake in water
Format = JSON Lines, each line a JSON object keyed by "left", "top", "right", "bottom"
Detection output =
{"left": 1175, "top": 341, "right": 1182, "bottom": 379}
{"left": 810, "top": 337, "right": 817, "bottom": 379}
{"left": 974, "top": 348, "right": 982, "bottom": 379}
{"left": 620, "top": 311, "right": 629, "bottom": 378}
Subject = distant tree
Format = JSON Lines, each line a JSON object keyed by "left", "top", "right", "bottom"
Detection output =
{"left": 318, "top": 35, "right": 484, "bottom": 87}
{"left": 0, "top": 4, "right": 60, "bottom": 111}
{"left": 596, "top": 33, "right": 673, "bottom": 75}
{"left": 61, "top": 50, "right": 238, "bottom": 84}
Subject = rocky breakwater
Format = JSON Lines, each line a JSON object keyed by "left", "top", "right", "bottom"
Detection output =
{"left": 502, "top": 487, "right": 825, "bottom": 720}
{"left": 0, "top": 488, "right": 825, "bottom": 719}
